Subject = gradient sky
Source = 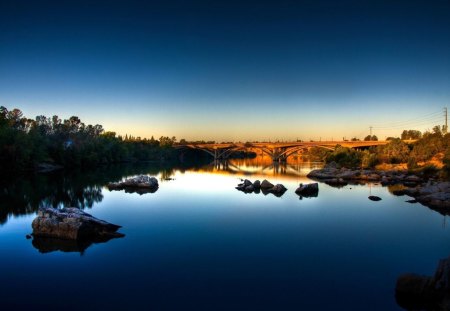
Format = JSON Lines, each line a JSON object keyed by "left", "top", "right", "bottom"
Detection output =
{"left": 1, "top": 0, "right": 449, "bottom": 141}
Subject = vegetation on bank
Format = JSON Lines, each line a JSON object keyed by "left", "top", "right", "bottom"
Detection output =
{"left": 308, "top": 125, "right": 450, "bottom": 177}
{"left": 0, "top": 106, "right": 178, "bottom": 171}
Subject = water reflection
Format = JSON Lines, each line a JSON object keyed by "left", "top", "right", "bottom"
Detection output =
{"left": 32, "top": 235, "right": 120, "bottom": 255}
{"left": 0, "top": 162, "right": 200, "bottom": 225}
{"left": 199, "top": 157, "right": 324, "bottom": 177}
{"left": 0, "top": 159, "right": 322, "bottom": 226}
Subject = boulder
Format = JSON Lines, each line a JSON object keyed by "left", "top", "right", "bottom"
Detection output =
{"left": 260, "top": 179, "right": 275, "bottom": 189}
{"left": 108, "top": 175, "right": 158, "bottom": 194}
{"left": 295, "top": 183, "right": 319, "bottom": 197}
{"left": 253, "top": 180, "right": 261, "bottom": 189}
{"left": 243, "top": 179, "right": 252, "bottom": 187}
{"left": 267, "top": 184, "right": 287, "bottom": 197}
{"left": 244, "top": 185, "right": 254, "bottom": 193}
{"left": 32, "top": 207, "right": 124, "bottom": 240}
{"left": 396, "top": 256, "right": 450, "bottom": 310}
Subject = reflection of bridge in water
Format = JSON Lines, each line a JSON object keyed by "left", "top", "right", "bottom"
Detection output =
{"left": 204, "top": 158, "right": 324, "bottom": 177}
{"left": 176, "top": 141, "right": 389, "bottom": 162}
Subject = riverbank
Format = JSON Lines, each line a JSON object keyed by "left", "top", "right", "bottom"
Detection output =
{"left": 307, "top": 162, "right": 450, "bottom": 212}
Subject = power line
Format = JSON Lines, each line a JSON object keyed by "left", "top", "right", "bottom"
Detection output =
{"left": 370, "top": 110, "right": 442, "bottom": 128}
{"left": 372, "top": 118, "right": 443, "bottom": 130}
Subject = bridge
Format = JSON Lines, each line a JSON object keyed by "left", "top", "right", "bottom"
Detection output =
{"left": 175, "top": 140, "right": 390, "bottom": 162}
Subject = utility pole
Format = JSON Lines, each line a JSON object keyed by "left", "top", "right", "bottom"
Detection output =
{"left": 369, "top": 126, "right": 373, "bottom": 141}
{"left": 444, "top": 107, "right": 448, "bottom": 134}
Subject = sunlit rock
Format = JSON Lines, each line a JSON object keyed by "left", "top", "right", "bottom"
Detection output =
{"left": 32, "top": 206, "right": 124, "bottom": 240}
{"left": 108, "top": 175, "right": 158, "bottom": 194}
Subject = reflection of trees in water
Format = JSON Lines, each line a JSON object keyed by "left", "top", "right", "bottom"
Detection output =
{"left": 0, "top": 172, "right": 105, "bottom": 225}
{"left": 0, "top": 161, "right": 197, "bottom": 226}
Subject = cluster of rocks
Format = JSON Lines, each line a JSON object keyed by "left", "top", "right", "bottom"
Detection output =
{"left": 307, "top": 162, "right": 424, "bottom": 187}
{"left": 396, "top": 256, "right": 450, "bottom": 310}
{"left": 402, "top": 181, "right": 450, "bottom": 213}
{"left": 32, "top": 206, "right": 124, "bottom": 240}
{"left": 236, "top": 179, "right": 287, "bottom": 197}
{"left": 108, "top": 175, "right": 159, "bottom": 194}
{"left": 308, "top": 161, "right": 450, "bottom": 210}
{"left": 236, "top": 180, "right": 323, "bottom": 199}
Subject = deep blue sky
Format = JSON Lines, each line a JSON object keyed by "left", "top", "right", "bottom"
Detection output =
{"left": 1, "top": 0, "right": 449, "bottom": 141}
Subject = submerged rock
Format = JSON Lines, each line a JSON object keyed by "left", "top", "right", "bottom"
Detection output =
{"left": 108, "top": 175, "right": 158, "bottom": 194}
{"left": 295, "top": 183, "right": 319, "bottom": 197}
{"left": 32, "top": 206, "right": 124, "bottom": 240}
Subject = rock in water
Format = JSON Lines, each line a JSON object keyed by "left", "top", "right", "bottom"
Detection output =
{"left": 295, "top": 183, "right": 319, "bottom": 197}
{"left": 368, "top": 196, "right": 382, "bottom": 201}
{"left": 396, "top": 256, "right": 450, "bottom": 310}
{"left": 260, "top": 179, "right": 274, "bottom": 189}
{"left": 32, "top": 207, "right": 124, "bottom": 240}
{"left": 108, "top": 175, "right": 159, "bottom": 194}
{"left": 253, "top": 180, "right": 261, "bottom": 189}
{"left": 266, "top": 184, "right": 287, "bottom": 197}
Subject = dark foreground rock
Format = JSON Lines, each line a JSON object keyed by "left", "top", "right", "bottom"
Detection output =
{"left": 32, "top": 206, "right": 124, "bottom": 240}
{"left": 108, "top": 175, "right": 159, "bottom": 194}
{"left": 236, "top": 179, "right": 287, "bottom": 197}
{"left": 396, "top": 256, "right": 450, "bottom": 310}
{"left": 295, "top": 183, "right": 319, "bottom": 198}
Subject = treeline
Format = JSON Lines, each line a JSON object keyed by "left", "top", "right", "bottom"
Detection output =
{"left": 0, "top": 106, "right": 178, "bottom": 171}
{"left": 316, "top": 126, "right": 450, "bottom": 174}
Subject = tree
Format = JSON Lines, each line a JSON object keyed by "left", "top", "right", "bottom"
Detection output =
{"left": 364, "top": 135, "right": 378, "bottom": 141}
{"left": 401, "top": 130, "right": 422, "bottom": 140}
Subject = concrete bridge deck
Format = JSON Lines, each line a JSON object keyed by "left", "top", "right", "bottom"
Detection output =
{"left": 176, "top": 140, "right": 393, "bottom": 162}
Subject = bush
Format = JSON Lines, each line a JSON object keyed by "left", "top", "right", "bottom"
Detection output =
{"left": 326, "top": 146, "right": 362, "bottom": 168}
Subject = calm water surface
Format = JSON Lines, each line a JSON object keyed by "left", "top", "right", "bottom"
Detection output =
{"left": 1, "top": 159, "right": 450, "bottom": 310}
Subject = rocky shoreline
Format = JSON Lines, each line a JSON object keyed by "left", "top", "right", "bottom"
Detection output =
{"left": 307, "top": 162, "right": 450, "bottom": 212}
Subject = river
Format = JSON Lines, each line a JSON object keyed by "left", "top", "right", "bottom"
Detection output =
{"left": 1, "top": 158, "right": 449, "bottom": 310}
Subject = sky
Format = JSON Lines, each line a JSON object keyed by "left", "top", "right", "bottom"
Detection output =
{"left": 1, "top": 0, "right": 450, "bottom": 141}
